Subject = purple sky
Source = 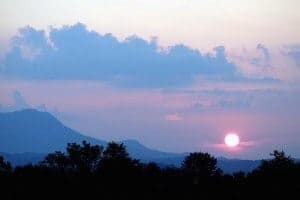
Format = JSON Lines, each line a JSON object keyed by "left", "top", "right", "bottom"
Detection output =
{"left": 1, "top": 1, "right": 300, "bottom": 159}
{"left": 0, "top": 76, "right": 299, "bottom": 159}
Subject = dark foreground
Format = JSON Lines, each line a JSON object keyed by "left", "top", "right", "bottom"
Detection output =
{"left": 1, "top": 141, "right": 299, "bottom": 200}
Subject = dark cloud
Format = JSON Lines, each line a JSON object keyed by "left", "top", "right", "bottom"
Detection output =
{"left": 256, "top": 44, "right": 270, "bottom": 62}
{"left": 250, "top": 44, "right": 272, "bottom": 69}
{"left": 1, "top": 23, "right": 241, "bottom": 87}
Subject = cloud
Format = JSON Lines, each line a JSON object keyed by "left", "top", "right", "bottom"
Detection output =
{"left": 1, "top": 79, "right": 300, "bottom": 157}
{"left": 256, "top": 44, "right": 270, "bottom": 62}
{"left": 227, "top": 44, "right": 300, "bottom": 81}
{"left": 0, "top": 89, "right": 59, "bottom": 114}
{"left": 207, "top": 140, "right": 256, "bottom": 152}
{"left": 164, "top": 113, "right": 183, "bottom": 121}
{"left": 188, "top": 88, "right": 300, "bottom": 113}
{"left": 0, "top": 90, "right": 29, "bottom": 111}
{"left": 286, "top": 45, "right": 300, "bottom": 66}
{"left": 12, "top": 90, "right": 29, "bottom": 109}
{"left": 0, "top": 23, "right": 241, "bottom": 87}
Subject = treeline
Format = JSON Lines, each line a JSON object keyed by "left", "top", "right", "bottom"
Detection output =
{"left": 0, "top": 141, "right": 300, "bottom": 200}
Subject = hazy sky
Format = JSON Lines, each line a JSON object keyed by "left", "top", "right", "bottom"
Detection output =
{"left": 0, "top": 0, "right": 300, "bottom": 158}
{"left": 1, "top": 0, "right": 300, "bottom": 53}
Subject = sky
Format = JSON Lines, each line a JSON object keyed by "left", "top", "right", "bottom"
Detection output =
{"left": 0, "top": 0, "right": 300, "bottom": 159}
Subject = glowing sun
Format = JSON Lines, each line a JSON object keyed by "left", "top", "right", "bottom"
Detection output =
{"left": 224, "top": 133, "right": 240, "bottom": 147}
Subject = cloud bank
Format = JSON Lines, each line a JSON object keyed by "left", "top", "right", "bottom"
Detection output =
{"left": 0, "top": 23, "right": 242, "bottom": 87}
{"left": 3, "top": 23, "right": 299, "bottom": 87}
{"left": 227, "top": 44, "right": 300, "bottom": 81}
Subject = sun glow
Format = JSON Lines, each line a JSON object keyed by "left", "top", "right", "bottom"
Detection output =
{"left": 224, "top": 133, "right": 240, "bottom": 147}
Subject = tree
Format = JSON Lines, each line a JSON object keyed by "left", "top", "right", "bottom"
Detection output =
{"left": 41, "top": 151, "right": 68, "bottom": 171}
{"left": 258, "top": 150, "right": 295, "bottom": 171}
{"left": 0, "top": 156, "right": 12, "bottom": 173}
{"left": 233, "top": 171, "right": 246, "bottom": 185}
{"left": 143, "top": 162, "right": 161, "bottom": 177}
{"left": 254, "top": 150, "right": 296, "bottom": 176}
{"left": 102, "top": 142, "right": 130, "bottom": 160}
{"left": 182, "top": 152, "right": 218, "bottom": 182}
{"left": 67, "top": 141, "right": 103, "bottom": 172}
{"left": 98, "top": 141, "right": 140, "bottom": 176}
{"left": 40, "top": 141, "right": 103, "bottom": 173}
{"left": 66, "top": 141, "right": 103, "bottom": 173}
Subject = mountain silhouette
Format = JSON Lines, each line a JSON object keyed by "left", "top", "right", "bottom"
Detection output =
{"left": 0, "top": 109, "right": 180, "bottom": 160}
{"left": 0, "top": 109, "right": 106, "bottom": 153}
{"left": 0, "top": 109, "right": 274, "bottom": 173}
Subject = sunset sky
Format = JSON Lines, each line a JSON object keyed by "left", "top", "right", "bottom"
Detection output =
{"left": 1, "top": 0, "right": 300, "bottom": 158}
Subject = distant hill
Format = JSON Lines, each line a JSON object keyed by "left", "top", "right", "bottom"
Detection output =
{"left": 0, "top": 109, "right": 181, "bottom": 161}
{"left": 122, "top": 139, "right": 181, "bottom": 160}
{"left": 217, "top": 157, "right": 261, "bottom": 173}
{"left": 0, "top": 152, "right": 46, "bottom": 167}
{"left": 0, "top": 109, "right": 106, "bottom": 153}
{"left": 0, "top": 151, "right": 263, "bottom": 173}
{"left": 0, "top": 109, "right": 285, "bottom": 173}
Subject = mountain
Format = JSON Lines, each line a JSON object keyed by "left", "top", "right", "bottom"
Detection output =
{"left": 122, "top": 139, "right": 182, "bottom": 160}
{"left": 217, "top": 157, "right": 261, "bottom": 173}
{"left": 0, "top": 151, "right": 262, "bottom": 173}
{"left": 151, "top": 156, "right": 262, "bottom": 173}
{"left": 0, "top": 152, "right": 46, "bottom": 167}
{"left": 0, "top": 109, "right": 275, "bottom": 173}
{"left": 0, "top": 109, "right": 106, "bottom": 153}
{"left": 0, "top": 109, "right": 180, "bottom": 161}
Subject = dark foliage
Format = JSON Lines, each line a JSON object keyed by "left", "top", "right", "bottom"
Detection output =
{"left": 0, "top": 155, "right": 12, "bottom": 173}
{"left": 0, "top": 143, "right": 299, "bottom": 200}
{"left": 41, "top": 141, "right": 103, "bottom": 174}
{"left": 182, "top": 152, "right": 219, "bottom": 176}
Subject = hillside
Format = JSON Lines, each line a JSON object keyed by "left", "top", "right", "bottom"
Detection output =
{"left": 0, "top": 109, "right": 180, "bottom": 161}
{"left": 0, "top": 109, "right": 270, "bottom": 173}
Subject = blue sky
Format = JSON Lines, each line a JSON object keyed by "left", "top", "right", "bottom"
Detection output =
{"left": 0, "top": 0, "right": 300, "bottom": 158}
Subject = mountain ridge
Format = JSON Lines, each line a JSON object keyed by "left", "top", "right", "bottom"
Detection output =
{"left": 3, "top": 109, "right": 294, "bottom": 173}
{"left": 0, "top": 109, "right": 182, "bottom": 161}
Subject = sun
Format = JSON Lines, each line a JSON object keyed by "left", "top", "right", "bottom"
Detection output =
{"left": 224, "top": 133, "right": 240, "bottom": 147}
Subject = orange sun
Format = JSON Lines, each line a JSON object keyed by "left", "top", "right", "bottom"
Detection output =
{"left": 224, "top": 133, "right": 240, "bottom": 147}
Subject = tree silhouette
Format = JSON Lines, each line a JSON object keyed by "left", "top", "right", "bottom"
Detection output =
{"left": 143, "top": 162, "right": 161, "bottom": 176}
{"left": 0, "top": 156, "right": 12, "bottom": 173}
{"left": 233, "top": 171, "right": 246, "bottom": 185}
{"left": 182, "top": 152, "right": 219, "bottom": 184}
{"left": 3, "top": 142, "right": 300, "bottom": 200}
{"left": 102, "top": 142, "right": 130, "bottom": 160}
{"left": 255, "top": 150, "right": 296, "bottom": 174}
{"left": 98, "top": 141, "right": 140, "bottom": 176}
{"left": 41, "top": 151, "right": 68, "bottom": 171}
{"left": 246, "top": 150, "right": 300, "bottom": 199}
{"left": 40, "top": 141, "right": 103, "bottom": 173}
{"left": 67, "top": 141, "right": 103, "bottom": 173}
{"left": 182, "top": 152, "right": 218, "bottom": 176}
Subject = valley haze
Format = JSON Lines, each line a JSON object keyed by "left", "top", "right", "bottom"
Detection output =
{"left": 0, "top": 109, "right": 264, "bottom": 173}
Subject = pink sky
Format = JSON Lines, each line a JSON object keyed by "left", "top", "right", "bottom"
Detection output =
{"left": 1, "top": 79, "right": 300, "bottom": 159}
{"left": 0, "top": 1, "right": 300, "bottom": 158}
